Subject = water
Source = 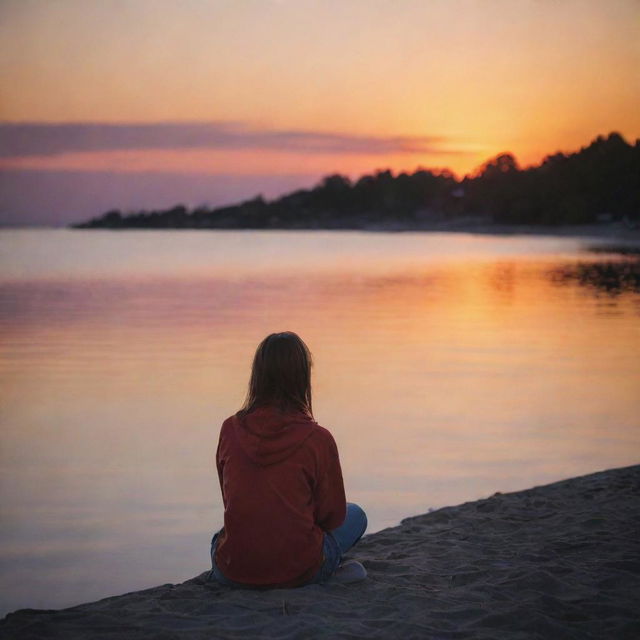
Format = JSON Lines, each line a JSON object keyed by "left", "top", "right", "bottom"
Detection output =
{"left": 1, "top": 228, "right": 639, "bottom": 615}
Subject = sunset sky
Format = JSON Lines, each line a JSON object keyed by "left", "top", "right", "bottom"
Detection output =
{"left": 1, "top": 0, "right": 638, "bottom": 225}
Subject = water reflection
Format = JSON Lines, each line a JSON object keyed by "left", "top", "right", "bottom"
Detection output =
{"left": 549, "top": 257, "right": 640, "bottom": 296}
{"left": 1, "top": 231, "right": 639, "bottom": 615}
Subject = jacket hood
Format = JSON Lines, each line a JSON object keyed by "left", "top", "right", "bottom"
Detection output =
{"left": 234, "top": 406, "right": 317, "bottom": 466}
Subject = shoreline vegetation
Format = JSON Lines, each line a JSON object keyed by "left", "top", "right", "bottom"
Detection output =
{"left": 2, "top": 465, "right": 639, "bottom": 639}
{"left": 73, "top": 132, "right": 639, "bottom": 233}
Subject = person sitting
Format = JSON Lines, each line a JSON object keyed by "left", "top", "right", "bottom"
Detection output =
{"left": 210, "top": 331, "right": 367, "bottom": 588}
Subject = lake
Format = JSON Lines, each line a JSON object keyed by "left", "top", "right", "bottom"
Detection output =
{"left": 1, "top": 228, "right": 639, "bottom": 615}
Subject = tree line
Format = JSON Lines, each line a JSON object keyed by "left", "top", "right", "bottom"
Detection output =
{"left": 73, "top": 132, "right": 639, "bottom": 230}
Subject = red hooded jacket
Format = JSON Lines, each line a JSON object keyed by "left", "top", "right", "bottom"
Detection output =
{"left": 214, "top": 406, "right": 347, "bottom": 587}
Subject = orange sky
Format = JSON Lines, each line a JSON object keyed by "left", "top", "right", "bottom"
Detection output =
{"left": 0, "top": 0, "right": 638, "bottom": 222}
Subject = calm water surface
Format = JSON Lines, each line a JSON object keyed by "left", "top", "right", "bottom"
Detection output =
{"left": 1, "top": 229, "right": 639, "bottom": 614}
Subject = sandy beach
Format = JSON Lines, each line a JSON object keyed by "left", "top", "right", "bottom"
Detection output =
{"left": 2, "top": 464, "right": 639, "bottom": 639}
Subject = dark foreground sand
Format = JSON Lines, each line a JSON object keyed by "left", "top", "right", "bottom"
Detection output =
{"left": 2, "top": 465, "right": 639, "bottom": 639}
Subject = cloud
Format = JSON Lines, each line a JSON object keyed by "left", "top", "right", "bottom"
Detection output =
{"left": 0, "top": 122, "right": 458, "bottom": 158}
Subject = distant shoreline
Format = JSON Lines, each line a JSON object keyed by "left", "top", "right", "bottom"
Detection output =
{"left": 60, "top": 220, "right": 640, "bottom": 244}
{"left": 5, "top": 220, "right": 640, "bottom": 244}
{"left": 68, "top": 133, "right": 640, "bottom": 234}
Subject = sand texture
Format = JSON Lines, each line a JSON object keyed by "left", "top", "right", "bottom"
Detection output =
{"left": 2, "top": 465, "right": 639, "bottom": 639}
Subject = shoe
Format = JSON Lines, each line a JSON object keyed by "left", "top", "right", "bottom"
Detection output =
{"left": 332, "top": 560, "right": 367, "bottom": 584}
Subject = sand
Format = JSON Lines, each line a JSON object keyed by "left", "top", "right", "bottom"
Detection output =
{"left": 2, "top": 465, "right": 639, "bottom": 639}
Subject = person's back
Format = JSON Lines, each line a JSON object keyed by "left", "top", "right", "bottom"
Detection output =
{"left": 215, "top": 406, "right": 346, "bottom": 586}
{"left": 210, "top": 332, "right": 367, "bottom": 588}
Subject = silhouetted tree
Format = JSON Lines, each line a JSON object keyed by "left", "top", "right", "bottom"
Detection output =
{"left": 72, "top": 132, "right": 639, "bottom": 230}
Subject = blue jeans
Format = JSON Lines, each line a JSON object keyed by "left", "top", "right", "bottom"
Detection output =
{"left": 210, "top": 502, "right": 367, "bottom": 587}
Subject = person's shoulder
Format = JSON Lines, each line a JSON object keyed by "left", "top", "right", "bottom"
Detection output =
{"left": 312, "top": 421, "right": 334, "bottom": 438}
{"left": 220, "top": 413, "right": 240, "bottom": 434}
{"left": 309, "top": 421, "right": 338, "bottom": 449}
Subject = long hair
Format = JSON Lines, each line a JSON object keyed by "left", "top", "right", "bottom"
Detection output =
{"left": 239, "top": 332, "right": 313, "bottom": 416}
